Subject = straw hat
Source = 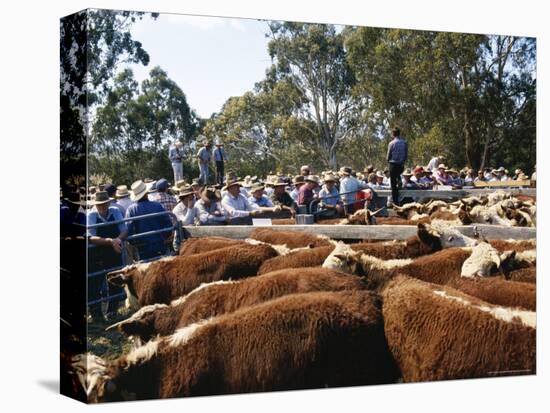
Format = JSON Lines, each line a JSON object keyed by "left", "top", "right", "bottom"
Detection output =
{"left": 339, "top": 166, "right": 352, "bottom": 176}
{"left": 91, "top": 191, "right": 112, "bottom": 205}
{"left": 437, "top": 163, "right": 448, "bottom": 170}
{"left": 402, "top": 169, "right": 413, "bottom": 177}
{"left": 201, "top": 187, "right": 220, "bottom": 202}
{"left": 293, "top": 175, "right": 305, "bottom": 185}
{"left": 222, "top": 178, "right": 242, "bottom": 191}
{"left": 115, "top": 185, "right": 130, "bottom": 199}
{"left": 250, "top": 183, "right": 266, "bottom": 193}
{"left": 130, "top": 180, "right": 149, "bottom": 201}
{"left": 376, "top": 171, "right": 385, "bottom": 178}
{"left": 177, "top": 184, "right": 195, "bottom": 198}
{"left": 269, "top": 176, "right": 287, "bottom": 187}
{"left": 305, "top": 175, "right": 320, "bottom": 185}
{"left": 323, "top": 173, "right": 337, "bottom": 182}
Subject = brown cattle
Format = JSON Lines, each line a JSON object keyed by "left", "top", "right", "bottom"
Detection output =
{"left": 249, "top": 228, "right": 331, "bottom": 249}
{"left": 489, "top": 239, "right": 536, "bottom": 253}
{"left": 107, "top": 244, "right": 278, "bottom": 309}
{"left": 323, "top": 243, "right": 535, "bottom": 311}
{"left": 382, "top": 275, "right": 536, "bottom": 382}
{"left": 79, "top": 291, "right": 399, "bottom": 402}
{"left": 107, "top": 267, "right": 369, "bottom": 343}
{"left": 258, "top": 236, "right": 438, "bottom": 275}
{"left": 179, "top": 236, "right": 245, "bottom": 255}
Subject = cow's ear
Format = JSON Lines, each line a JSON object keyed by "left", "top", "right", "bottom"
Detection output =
{"left": 417, "top": 223, "right": 442, "bottom": 251}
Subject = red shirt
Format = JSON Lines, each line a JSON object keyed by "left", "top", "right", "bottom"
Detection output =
{"left": 298, "top": 185, "right": 314, "bottom": 206}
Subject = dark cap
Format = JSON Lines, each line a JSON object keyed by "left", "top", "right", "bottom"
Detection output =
{"left": 156, "top": 178, "right": 169, "bottom": 192}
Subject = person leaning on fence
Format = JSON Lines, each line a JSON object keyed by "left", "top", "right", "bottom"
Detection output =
{"left": 338, "top": 167, "right": 367, "bottom": 213}
{"left": 269, "top": 176, "right": 297, "bottom": 216}
{"left": 196, "top": 139, "right": 213, "bottom": 185}
{"left": 86, "top": 191, "right": 128, "bottom": 322}
{"left": 248, "top": 182, "right": 282, "bottom": 214}
{"left": 103, "top": 183, "right": 126, "bottom": 216}
{"left": 317, "top": 173, "right": 344, "bottom": 218}
{"left": 169, "top": 140, "right": 184, "bottom": 183}
{"left": 172, "top": 184, "right": 199, "bottom": 225}
{"left": 298, "top": 175, "right": 319, "bottom": 213}
{"left": 221, "top": 178, "right": 262, "bottom": 225}
{"left": 290, "top": 175, "right": 305, "bottom": 203}
{"left": 195, "top": 187, "right": 228, "bottom": 225}
{"left": 125, "top": 180, "right": 172, "bottom": 261}
{"left": 386, "top": 127, "right": 408, "bottom": 206}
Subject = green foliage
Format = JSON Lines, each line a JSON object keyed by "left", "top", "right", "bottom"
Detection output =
{"left": 90, "top": 68, "right": 199, "bottom": 185}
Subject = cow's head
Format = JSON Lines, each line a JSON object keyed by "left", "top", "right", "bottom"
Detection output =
{"left": 457, "top": 204, "right": 473, "bottom": 225}
{"left": 461, "top": 242, "right": 502, "bottom": 278}
{"left": 107, "top": 264, "right": 149, "bottom": 311}
{"left": 322, "top": 242, "right": 364, "bottom": 275}
{"left": 106, "top": 303, "right": 166, "bottom": 344}
{"left": 418, "top": 222, "right": 478, "bottom": 249}
{"left": 71, "top": 353, "right": 122, "bottom": 403}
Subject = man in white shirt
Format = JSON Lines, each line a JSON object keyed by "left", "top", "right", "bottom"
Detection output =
{"left": 196, "top": 139, "right": 213, "bottom": 185}
{"left": 221, "top": 178, "right": 262, "bottom": 225}
{"left": 426, "top": 155, "right": 444, "bottom": 172}
{"left": 172, "top": 185, "right": 199, "bottom": 225}
{"left": 195, "top": 187, "right": 227, "bottom": 225}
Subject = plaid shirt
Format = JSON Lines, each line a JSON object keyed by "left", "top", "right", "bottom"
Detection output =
{"left": 152, "top": 192, "right": 178, "bottom": 212}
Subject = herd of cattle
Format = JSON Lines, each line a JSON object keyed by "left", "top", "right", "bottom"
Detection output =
{"left": 274, "top": 190, "right": 536, "bottom": 227}
{"left": 68, "top": 191, "right": 536, "bottom": 403}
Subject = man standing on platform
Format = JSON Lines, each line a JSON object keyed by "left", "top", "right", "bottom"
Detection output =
{"left": 386, "top": 127, "right": 408, "bottom": 206}
{"left": 169, "top": 140, "right": 184, "bottom": 183}
{"left": 196, "top": 139, "right": 213, "bottom": 185}
{"left": 213, "top": 140, "right": 228, "bottom": 185}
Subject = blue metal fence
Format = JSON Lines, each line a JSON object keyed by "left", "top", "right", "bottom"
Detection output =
{"left": 76, "top": 211, "right": 182, "bottom": 308}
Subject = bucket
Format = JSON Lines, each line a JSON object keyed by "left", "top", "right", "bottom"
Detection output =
{"left": 296, "top": 214, "right": 314, "bottom": 225}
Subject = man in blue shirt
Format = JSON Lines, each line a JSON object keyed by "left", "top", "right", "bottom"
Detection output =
{"left": 317, "top": 174, "right": 344, "bottom": 218}
{"left": 87, "top": 191, "right": 128, "bottom": 321}
{"left": 386, "top": 127, "right": 408, "bottom": 206}
{"left": 125, "top": 180, "right": 172, "bottom": 260}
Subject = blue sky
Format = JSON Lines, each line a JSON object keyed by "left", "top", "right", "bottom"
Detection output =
{"left": 126, "top": 13, "right": 273, "bottom": 118}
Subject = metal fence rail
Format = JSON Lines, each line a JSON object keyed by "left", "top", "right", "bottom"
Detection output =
{"left": 72, "top": 211, "right": 183, "bottom": 309}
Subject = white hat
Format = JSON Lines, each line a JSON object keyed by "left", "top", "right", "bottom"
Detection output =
{"left": 130, "top": 180, "right": 149, "bottom": 201}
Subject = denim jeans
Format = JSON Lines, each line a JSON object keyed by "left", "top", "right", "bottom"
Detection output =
{"left": 199, "top": 162, "right": 209, "bottom": 185}
{"left": 172, "top": 162, "right": 183, "bottom": 183}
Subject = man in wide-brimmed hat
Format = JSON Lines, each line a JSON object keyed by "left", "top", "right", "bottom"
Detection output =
{"left": 169, "top": 140, "right": 184, "bottom": 183}
{"left": 269, "top": 176, "right": 296, "bottom": 215}
{"left": 172, "top": 184, "right": 199, "bottom": 225}
{"left": 317, "top": 173, "right": 344, "bottom": 218}
{"left": 338, "top": 166, "right": 367, "bottom": 213}
{"left": 248, "top": 183, "right": 282, "bottom": 215}
{"left": 115, "top": 185, "right": 134, "bottom": 212}
{"left": 401, "top": 168, "right": 419, "bottom": 189}
{"left": 213, "top": 139, "right": 228, "bottom": 186}
{"left": 221, "top": 178, "right": 262, "bottom": 225}
{"left": 297, "top": 175, "right": 320, "bottom": 212}
{"left": 289, "top": 175, "right": 306, "bottom": 204}
{"left": 194, "top": 186, "right": 227, "bottom": 225}
{"left": 87, "top": 190, "right": 128, "bottom": 321}
{"left": 124, "top": 180, "right": 172, "bottom": 260}
{"left": 196, "top": 138, "right": 213, "bottom": 185}
{"left": 433, "top": 164, "right": 451, "bottom": 186}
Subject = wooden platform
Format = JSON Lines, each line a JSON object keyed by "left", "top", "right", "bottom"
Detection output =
{"left": 183, "top": 224, "right": 535, "bottom": 241}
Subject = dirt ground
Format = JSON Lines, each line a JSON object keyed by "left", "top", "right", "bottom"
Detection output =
{"left": 87, "top": 306, "right": 135, "bottom": 360}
